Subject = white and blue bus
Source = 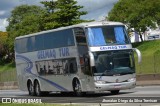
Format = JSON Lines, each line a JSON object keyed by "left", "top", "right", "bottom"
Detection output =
{"left": 15, "top": 21, "right": 141, "bottom": 96}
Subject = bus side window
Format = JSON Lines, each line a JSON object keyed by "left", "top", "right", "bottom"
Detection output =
{"left": 74, "top": 27, "right": 87, "bottom": 45}
{"left": 27, "top": 37, "right": 35, "bottom": 52}
{"left": 69, "top": 63, "right": 74, "bottom": 73}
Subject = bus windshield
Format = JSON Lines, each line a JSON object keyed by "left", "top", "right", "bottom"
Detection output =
{"left": 93, "top": 50, "right": 135, "bottom": 76}
{"left": 87, "top": 25, "right": 129, "bottom": 46}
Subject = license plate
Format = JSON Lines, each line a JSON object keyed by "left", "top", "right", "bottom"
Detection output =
{"left": 114, "top": 85, "right": 121, "bottom": 88}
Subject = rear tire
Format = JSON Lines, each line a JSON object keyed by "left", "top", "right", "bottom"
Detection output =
{"left": 110, "top": 90, "right": 120, "bottom": 95}
{"left": 28, "top": 81, "right": 35, "bottom": 96}
{"left": 34, "top": 81, "right": 49, "bottom": 96}
{"left": 35, "top": 81, "right": 42, "bottom": 96}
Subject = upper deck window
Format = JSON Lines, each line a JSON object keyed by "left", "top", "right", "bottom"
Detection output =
{"left": 15, "top": 29, "right": 75, "bottom": 53}
{"left": 74, "top": 27, "right": 87, "bottom": 45}
{"left": 87, "top": 25, "right": 130, "bottom": 46}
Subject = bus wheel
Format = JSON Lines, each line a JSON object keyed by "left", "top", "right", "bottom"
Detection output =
{"left": 35, "top": 81, "right": 42, "bottom": 96}
{"left": 27, "top": 81, "right": 35, "bottom": 96}
{"left": 110, "top": 90, "right": 120, "bottom": 95}
{"left": 73, "top": 79, "right": 84, "bottom": 96}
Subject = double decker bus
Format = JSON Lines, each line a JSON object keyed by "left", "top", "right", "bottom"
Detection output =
{"left": 15, "top": 21, "right": 141, "bottom": 96}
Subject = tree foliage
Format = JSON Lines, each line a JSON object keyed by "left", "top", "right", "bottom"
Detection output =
{"left": 0, "top": 31, "right": 11, "bottom": 63}
{"left": 41, "top": 0, "right": 87, "bottom": 29}
{"left": 108, "top": 0, "right": 160, "bottom": 41}
{"left": 6, "top": 5, "right": 46, "bottom": 37}
{"left": 6, "top": 5, "right": 46, "bottom": 59}
{"left": 5, "top": 0, "right": 88, "bottom": 63}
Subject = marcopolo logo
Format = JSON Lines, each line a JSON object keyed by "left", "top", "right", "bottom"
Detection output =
{"left": 2, "top": 98, "right": 11, "bottom": 103}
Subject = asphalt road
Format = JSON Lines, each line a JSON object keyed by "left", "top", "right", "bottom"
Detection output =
{"left": 0, "top": 86, "right": 160, "bottom": 106}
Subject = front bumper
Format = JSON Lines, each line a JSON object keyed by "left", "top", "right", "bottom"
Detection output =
{"left": 94, "top": 81, "right": 136, "bottom": 91}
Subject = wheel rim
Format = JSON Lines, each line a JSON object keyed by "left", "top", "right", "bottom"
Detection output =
{"left": 74, "top": 79, "right": 81, "bottom": 95}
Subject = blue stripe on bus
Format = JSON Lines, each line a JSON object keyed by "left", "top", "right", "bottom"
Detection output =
{"left": 16, "top": 55, "right": 68, "bottom": 91}
{"left": 37, "top": 76, "right": 68, "bottom": 91}
{"left": 16, "top": 55, "right": 33, "bottom": 74}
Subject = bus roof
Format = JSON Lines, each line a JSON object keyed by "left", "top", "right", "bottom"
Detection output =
{"left": 15, "top": 21, "right": 124, "bottom": 40}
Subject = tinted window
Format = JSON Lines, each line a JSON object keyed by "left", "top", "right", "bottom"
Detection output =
{"left": 43, "top": 29, "right": 75, "bottom": 49}
{"left": 35, "top": 58, "right": 77, "bottom": 75}
{"left": 93, "top": 50, "right": 135, "bottom": 76}
{"left": 74, "top": 28, "right": 87, "bottom": 45}
{"left": 15, "top": 39, "right": 21, "bottom": 53}
{"left": 27, "top": 37, "right": 35, "bottom": 52}
{"left": 35, "top": 35, "right": 44, "bottom": 50}
{"left": 15, "top": 38, "right": 27, "bottom": 53}
{"left": 15, "top": 29, "right": 75, "bottom": 53}
{"left": 87, "top": 26, "right": 129, "bottom": 46}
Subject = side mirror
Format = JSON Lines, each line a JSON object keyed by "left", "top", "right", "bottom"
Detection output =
{"left": 133, "top": 48, "right": 142, "bottom": 64}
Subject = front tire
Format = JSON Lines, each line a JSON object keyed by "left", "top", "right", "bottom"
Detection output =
{"left": 73, "top": 79, "right": 85, "bottom": 96}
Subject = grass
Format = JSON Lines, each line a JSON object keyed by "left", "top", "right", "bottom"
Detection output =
{"left": 0, "top": 62, "right": 15, "bottom": 72}
{"left": 0, "top": 62, "right": 16, "bottom": 82}
{"left": 0, "top": 70, "right": 17, "bottom": 82}
{"left": 133, "top": 40, "right": 160, "bottom": 56}
{"left": 133, "top": 40, "right": 160, "bottom": 74}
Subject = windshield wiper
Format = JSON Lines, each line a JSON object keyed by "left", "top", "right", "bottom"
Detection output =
{"left": 99, "top": 70, "right": 111, "bottom": 79}
{"left": 119, "top": 71, "right": 134, "bottom": 75}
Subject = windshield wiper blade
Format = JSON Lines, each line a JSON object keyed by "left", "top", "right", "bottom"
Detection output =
{"left": 120, "top": 71, "right": 134, "bottom": 75}
{"left": 99, "top": 70, "right": 110, "bottom": 79}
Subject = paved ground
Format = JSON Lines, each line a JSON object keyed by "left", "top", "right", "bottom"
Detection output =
{"left": 1, "top": 79, "right": 160, "bottom": 90}
{"left": 0, "top": 86, "right": 160, "bottom": 106}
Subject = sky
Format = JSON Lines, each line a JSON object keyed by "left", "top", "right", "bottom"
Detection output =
{"left": 0, "top": 0, "right": 118, "bottom": 31}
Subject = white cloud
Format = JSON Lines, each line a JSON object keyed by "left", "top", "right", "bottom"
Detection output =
{"left": 81, "top": 0, "right": 118, "bottom": 20}
{"left": 0, "top": 11, "right": 6, "bottom": 16}
{"left": 0, "top": 18, "right": 8, "bottom": 31}
{"left": 0, "top": 0, "right": 118, "bottom": 31}
{"left": 77, "top": 0, "right": 118, "bottom": 12}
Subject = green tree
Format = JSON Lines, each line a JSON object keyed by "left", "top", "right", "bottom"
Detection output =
{"left": 0, "top": 31, "right": 11, "bottom": 63}
{"left": 41, "top": 0, "right": 88, "bottom": 29}
{"left": 6, "top": 1, "right": 88, "bottom": 62}
{"left": 6, "top": 5, "right": 47, "bottom": 58}
{"left": 7, "top": 5, "right": 46, "bottom": 37}
{"left": 108, "top": 0, "right": 160, "bottom": 42}
{"left": 41, "top": 0, "right": 56, "bottom": 13}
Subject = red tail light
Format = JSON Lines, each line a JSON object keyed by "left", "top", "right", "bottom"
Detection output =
{"left": 80, "top": 57, "right": 84, "bottom": 65}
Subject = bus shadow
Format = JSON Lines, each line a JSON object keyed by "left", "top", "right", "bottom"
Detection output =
{"left": 45, "top": 91, "right": 135, "bottom": 97}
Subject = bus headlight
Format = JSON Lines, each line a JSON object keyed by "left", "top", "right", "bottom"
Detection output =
{"left": 95, "top": 80, "right": 106, "bottom": 84}
{"left": 128, "top": 78, "right": 136, "bottom": 82}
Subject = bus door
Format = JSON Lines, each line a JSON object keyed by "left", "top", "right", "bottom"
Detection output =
{"left": 74, "top": 28, "right": 95, "bottom": 91}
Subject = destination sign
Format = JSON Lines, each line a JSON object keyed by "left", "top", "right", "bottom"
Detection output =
{"left": 89, "top": 44, "right": 132, "bottom": 52}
